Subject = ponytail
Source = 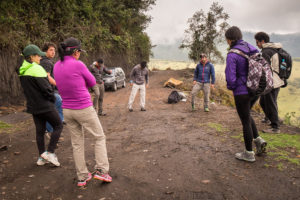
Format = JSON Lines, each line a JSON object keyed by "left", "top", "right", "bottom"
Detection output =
{"left": 58, "top": 42, "right": 75, "bottom": 61}
{"left": 58, "top": 42, "right": 66, "bottom": 61}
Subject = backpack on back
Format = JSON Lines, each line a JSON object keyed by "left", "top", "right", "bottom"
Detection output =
{"left": 229, "top": 49, "right": 273, "bottom": 96}
{"left": 168, "top": 90, "right": 182, "bottom": 104}
{"left": 265, "top": 48, "right": 292, "bottom": 87}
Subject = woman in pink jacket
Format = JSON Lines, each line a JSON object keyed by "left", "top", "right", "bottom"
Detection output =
{"left": 53, "top": 37, "right": 112, "bottom": 187}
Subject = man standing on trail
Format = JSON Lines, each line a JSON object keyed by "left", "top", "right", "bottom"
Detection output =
{"left": 89, "top": 59, "right": 112, "bottom": 116}
{"left": 40, "top": 42, "right": 64, "bottom": 137}
{"left": 191, "top": 53, "right": 215, "bottom": 112}
{"left": 255, "top": 32, "right": 284, "bottom": 133}
{"left": 128, "top": 61, "right": 149, "bottom": 112}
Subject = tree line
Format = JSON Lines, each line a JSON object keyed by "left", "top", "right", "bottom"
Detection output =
{"left": 0, "top": 0, "right": 155, "bottom": 105}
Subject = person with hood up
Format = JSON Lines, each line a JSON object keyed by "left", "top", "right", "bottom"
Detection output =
{"left": 17, "top": 44, "right": 63, "bottom": 167}
{"left": 225, "top": 26, "right": 267, "bottom": 162}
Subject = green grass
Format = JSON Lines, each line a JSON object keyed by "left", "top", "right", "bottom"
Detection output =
{"left": 207, "top": 122, "right": 228, "bottom": 133}
{"left": 0, "top": 121, "right": 12, "bottom": 129}
{"left": 231, "top": 132, "right": 300, "bottom": 167}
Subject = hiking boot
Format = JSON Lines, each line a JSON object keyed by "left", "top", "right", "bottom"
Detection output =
{"left": 77, "top": 173, "right": 92, "bottom": 187}
{"left": 41, "top": 152, "right": 60, "bottom": 167}
{"left": 204, "top": 107, "right": 209, "bottom": 112}
{"left": 262, "top": 128, "right": 280, "bottom": 134}
{"left": 141, "top": 108, "right": 146, "bottom": 111}
{"left": 36, "top": 157, "right": 49, "bottom": 166}
{"left": 129, "top": 108, "right": 133, "bottom": 112}
{"left": 94, "top": 169, "right": 112, "bottom": 182}
{"left": 254, "top": 136, "right": 267, "bottom": 155}
{"left": 235, "top": 150, "right": 255, "bottom": 162}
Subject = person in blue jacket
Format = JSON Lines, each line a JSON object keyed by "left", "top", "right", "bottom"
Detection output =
{"left": 191, "top": 53, "right": 215, "bottom": 112}
{"left": 225, "top": 26, "right": 267, "bottom": 162}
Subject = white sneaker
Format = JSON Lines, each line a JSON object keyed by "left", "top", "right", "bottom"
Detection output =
{"left": 36, "top": 157, "right": 49, "bottom": 166}
{"left": 41, "top": 152, "right": 60, "bottom": 166}
{"left": 235, "top": 150, "right": 255, "bottom": 162}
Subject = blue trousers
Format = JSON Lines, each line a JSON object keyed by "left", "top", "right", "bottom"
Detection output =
{"left": 46, "top": 93, "right": 64, "bottom": 132}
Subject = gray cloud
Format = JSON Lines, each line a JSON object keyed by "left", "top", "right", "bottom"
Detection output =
{"left": 146, "top": 0, "right": 300, "bottom": 44}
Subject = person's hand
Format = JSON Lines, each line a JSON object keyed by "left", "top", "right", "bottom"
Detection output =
{"left": 211, "top": 84, "right": 215, "bottom": 89}
{"left": 146, "top": 84, "right": 149, "bottom": 88}
{"left": 109, "top": 70, "right": 112, "bottom": 74}
{"left": 193, "top": 80, "right": 196, "bottom": 85}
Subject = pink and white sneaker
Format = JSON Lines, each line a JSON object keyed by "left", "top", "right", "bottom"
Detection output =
{"left": 77, "top": 173, "right": 92, "bottom": 187}
{"left": 93, "top": 170, "right": 112, "bottom": 183}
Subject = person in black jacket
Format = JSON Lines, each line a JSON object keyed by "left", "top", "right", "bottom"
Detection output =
{"left": 40, "top": 42, "right": 64, "bottom": 136}
{"left": 17, "top": 44, "right": 63, "bottom": 167}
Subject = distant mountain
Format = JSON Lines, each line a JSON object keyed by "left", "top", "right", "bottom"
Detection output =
{"left": 151, "top": 32, "right": 300, "bottom": 62}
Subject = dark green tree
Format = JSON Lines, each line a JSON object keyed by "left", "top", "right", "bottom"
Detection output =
{"left": 180, "top": 2, "right": 229, "bottom": 63}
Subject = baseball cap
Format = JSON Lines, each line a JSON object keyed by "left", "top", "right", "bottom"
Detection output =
{"left": 63, "top": 37, "right": 85, "bottom": 52}
{"left": 23, "top": 44, "right": 46, "bottom": 57}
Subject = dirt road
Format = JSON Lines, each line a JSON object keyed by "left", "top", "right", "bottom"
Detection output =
{"left": 0, "top": 69, "right": 299, "bottom": 200}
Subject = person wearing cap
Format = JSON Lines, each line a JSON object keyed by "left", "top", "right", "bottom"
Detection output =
{"left": 89, "top": 58, "right": 112, "bottom": 116}
{"left": 40, "top": 42, "right": 64, "bottom": 137}
{"left": 53, "top": 37, "right": 112, "bottom": 187}
{"left": 128, "top": 61, "right": 149, "bottom": 112}
{"left": 191, "top": 53, "right": 215, "bottom": 112}
{"left": 17, "top": 44, "right": 63, "bottom": 167}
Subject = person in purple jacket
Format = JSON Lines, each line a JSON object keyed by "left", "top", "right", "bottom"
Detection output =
{"left": 225, "top": 26, "right": 267, "bottom": 162}
{"left": 53, "top": 37, "right": 112, "bottom": 187}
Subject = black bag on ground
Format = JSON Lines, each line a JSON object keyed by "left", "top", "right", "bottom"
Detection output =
{"left": 168, "top": 90, "right": 182, "bottom": 104}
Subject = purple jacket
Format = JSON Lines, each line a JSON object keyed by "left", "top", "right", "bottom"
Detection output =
{"left": 53, "top": 56, "right": 96, "bottom": 109}
{"left": 225, "top": 40, "right": 259, "bottom": 96}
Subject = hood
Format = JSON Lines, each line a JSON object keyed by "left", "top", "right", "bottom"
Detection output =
{"left": 19, "top": 60, "right": 33, "bottom": 75}
{"left": 262, "top": 42, "right": 282, "bottom": 49}
{"left": 231, "top": 40, "right": 259, "bottom": 55}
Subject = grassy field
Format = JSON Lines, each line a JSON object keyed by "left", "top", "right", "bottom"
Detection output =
{"left": 149, "top": 59, "right": 300, "bottom": 122}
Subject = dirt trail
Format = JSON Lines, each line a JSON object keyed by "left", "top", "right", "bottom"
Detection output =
{"left": 0, "top": 69, "right": 299, "bottom": 200}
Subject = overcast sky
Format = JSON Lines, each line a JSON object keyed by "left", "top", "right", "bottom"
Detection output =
{"left": 146, "top": 0, "right": 300, "bottom": 44}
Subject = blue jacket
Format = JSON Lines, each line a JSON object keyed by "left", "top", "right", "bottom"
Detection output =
{"left": 225, "top": 40, "right": 258, "bottom": 96}
{"left": 193, "top": 62, "right": 215, "bottom": 84}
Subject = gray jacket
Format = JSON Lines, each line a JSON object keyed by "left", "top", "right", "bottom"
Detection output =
{"left": 89, "top": 63, "right": 111, "bottom": 84}
{"left": 130, "top": 64, "right": 149, "bottom": 85}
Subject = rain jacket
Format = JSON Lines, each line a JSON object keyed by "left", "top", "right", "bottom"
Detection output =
{"left": 193, "top": 62, "right": 215, "bottom": 84}
{"left": 225, "top": 40, "right": 259, "bottom": 96}
{"left": 18, "top": 60, "right": 55, "bottom": 114}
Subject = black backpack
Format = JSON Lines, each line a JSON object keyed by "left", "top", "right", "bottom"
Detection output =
{"left": 168, "top": 90, "right": 182, "bottom": 104}
{"left": 266, "top": 48, "right": 292, "bottom": 87}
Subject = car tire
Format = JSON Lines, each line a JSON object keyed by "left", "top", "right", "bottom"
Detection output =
{"left": 113, "top": 82, "right": 117, "bottom": 91}
{"left": 122, "top": 81, "right": 126, "bottom": 88}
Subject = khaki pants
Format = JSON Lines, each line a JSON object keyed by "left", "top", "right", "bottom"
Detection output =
{"left": 63, "top": 106, "right": 109, "bottom": 180}
{"left": 191, "top": 82, "right": 210, "bottom": 108}
{"left": 128, "top": 83, "right": 146, "bottom": 109}
{"left": 92, "top": 83, "right": 105, "bottom": 114}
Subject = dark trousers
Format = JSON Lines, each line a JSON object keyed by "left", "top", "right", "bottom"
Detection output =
{"left": 32, "top": 110, "right": 63, "bottom": 155}
{"left": 259, "top": 88, "right": 280, "bottom": 129}
{"left": 234, "top": 94, "right": 259, "bottom": 151}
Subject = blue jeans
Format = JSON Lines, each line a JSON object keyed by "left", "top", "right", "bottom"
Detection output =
{"left": 46, "top": 93, "right": 64, "bottom": 133}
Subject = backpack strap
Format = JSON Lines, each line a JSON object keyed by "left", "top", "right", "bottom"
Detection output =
{"left": 228, "top": 49, "right": 249, "bottom": 59}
